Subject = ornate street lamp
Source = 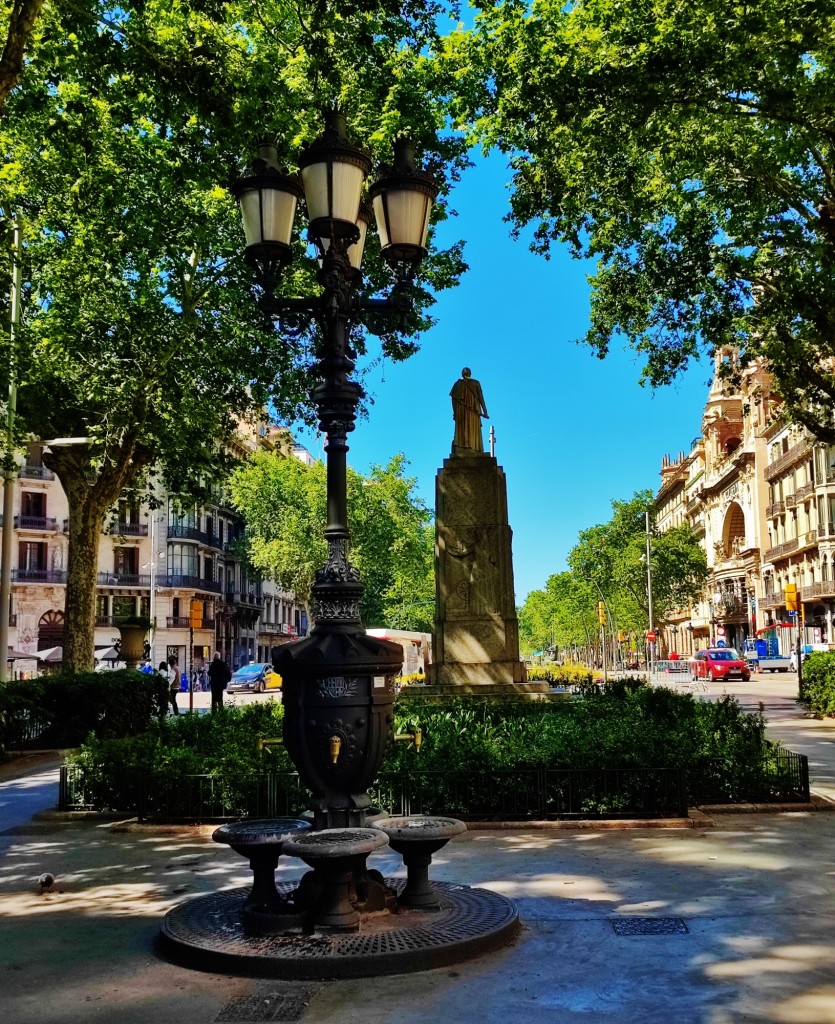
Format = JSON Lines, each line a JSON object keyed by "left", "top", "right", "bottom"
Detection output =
{"left": 233, "top": 113, "right": 437, "bottom": 829}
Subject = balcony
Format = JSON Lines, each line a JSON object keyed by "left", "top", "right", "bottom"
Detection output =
{"left": 764, "top": 539, "right": 799, "bottom": 562}
{"left": 715, "top": 594, "right": 744, "bottom": 617}
{"left": 12, "top": 569, "right": 67, "bottom": 583}
{"left": 764, "top": 438, "right": 813, "bottom": 481}
{"left": 766, "top": 500, "right": 785, "bottom": 517}
{"left": 162, "top": 574, "right": 222, "bottom": 594}
{"left": 97, "top": 572, "right": 151, "bottom": 587}
{"left": 226, "top": 589, "right": 263, "bottom": 608}
{"left": 20, "top": 464, "right": 55, "bottom": 480}
{"left": 14, "top": 515, "right": 58, "bottom": 531}
{"left": 820, "top": 524, "right": 835, "bottom": 539}
{"left": 797, "top": 482, "right": 815, "bottom": 501}
{"left": 167, "top": 524, "right": 224, "bottom": 549}
{"left": 784, "top": 493, "right": 796, "bottom": 508}
{"left": 802, "top": 581, "right": 835, "bottom": 600}
{"left": 166, "top": 616, "right": 216, "bottom": 629}
{"left": 167, "top": 524, "right": 204, "bottom": 542}
{"left": 109, "top": 522, "right": 148, "bottom": 537}
{"left": 95, "top": 616, "right": 119, "bottom": 627}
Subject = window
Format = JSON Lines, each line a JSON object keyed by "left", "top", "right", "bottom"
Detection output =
{"left": 22, "top": 492, "right": 47, "bottom": 517}
{"left": 18, "top": 541, "right": 46, "bottom": 570}
{"left": 114, "top": 547, "right": 138, "bottom": 574}
{"left": 168, "top": 544, "right": 198, "bottom": 576}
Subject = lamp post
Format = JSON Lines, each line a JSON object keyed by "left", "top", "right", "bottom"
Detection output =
{"left": 233, "top": 113, "right": 437, "bottom": 829}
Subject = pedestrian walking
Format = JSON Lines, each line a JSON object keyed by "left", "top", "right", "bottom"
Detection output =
{"left": 207, "top": 651, "right": 231, "bottom": 713}
{"left": 167, "top": 656, "right": 181, "bottom": 715}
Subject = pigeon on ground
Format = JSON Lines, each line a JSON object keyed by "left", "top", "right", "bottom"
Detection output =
{"left": 38, "top": 872, "right": 54, "bottom": 892}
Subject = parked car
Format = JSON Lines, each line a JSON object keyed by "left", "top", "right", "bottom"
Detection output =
{"left": 227, "top": 662, "right": 282, "bottom": 694}
{"left": 689, "top": 647, "right": 751, "bottom": 683}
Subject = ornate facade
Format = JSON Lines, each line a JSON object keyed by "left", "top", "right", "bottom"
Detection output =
{"left": 656, "top": 349, "right": 832, "bottom": 657}
{"left": 4, "top": 425, "right": 309, "bottom": 676}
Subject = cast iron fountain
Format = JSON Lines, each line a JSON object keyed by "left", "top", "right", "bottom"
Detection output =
{"left": 158, "top": 114, "right": 519, "bottom": 978}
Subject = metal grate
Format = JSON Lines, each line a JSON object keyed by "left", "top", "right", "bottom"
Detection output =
{"left": 215, "top": 986, "right": 318, "bottom": 1022}
{"left": 612, "top": 917, "right": 688, "bottom": 936}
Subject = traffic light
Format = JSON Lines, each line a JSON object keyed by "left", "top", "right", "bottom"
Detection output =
{"left": 617, "top": 630, "right": 627, "bottom": 643}
{"left": 597, "top": 601, "right": 606, "bottom": 625}
{"left": 785, "top": 584, "right": 798, "bottom": 612}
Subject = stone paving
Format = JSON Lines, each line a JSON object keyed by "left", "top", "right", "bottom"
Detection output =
{"left": 1, "top": 676, "right": 835, "bottom": 1023}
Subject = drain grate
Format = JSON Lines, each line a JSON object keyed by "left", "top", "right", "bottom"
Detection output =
{"left": 611, "top": 917, "right": 688, "bottom": 936}
{"left": 215, "top": 987, "right": 318, "bottom": 1022}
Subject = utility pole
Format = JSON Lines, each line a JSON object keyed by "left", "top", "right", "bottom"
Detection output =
{"left": 0, "top": 216, "right": 23, "bottom": 682}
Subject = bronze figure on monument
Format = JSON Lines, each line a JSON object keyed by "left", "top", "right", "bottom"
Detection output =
{"left": 451, "top": 368, "right": 489, "bottom": 455}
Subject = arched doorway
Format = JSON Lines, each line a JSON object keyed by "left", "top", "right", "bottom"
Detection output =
{"left": 721, "top": 502, "right": 746, "bottom": 557}
{"left": 37, "top": 610, "right": 65, "bottom": 650}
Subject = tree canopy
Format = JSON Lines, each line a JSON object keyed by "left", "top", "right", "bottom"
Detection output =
{"left": 519, "top": 491, "right": 708, "bottom": 656}
{"left": 450, "top": 0, "right": 835, "bottom": 438}
{"left": 230, "top": 451, "right": 434, "bottom": 632}
{"left": 0, "top": 0, "right": 467, "bottom": 667}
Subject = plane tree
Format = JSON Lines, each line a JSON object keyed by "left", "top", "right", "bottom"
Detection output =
{"left": 449, "top": 0, "right": 835, "bottom": 437}
{"left": 230, "top": 451, "right": 434, "bottom": 631}
{"left": 0, "top": 0, "right": 467, "bottom": 669}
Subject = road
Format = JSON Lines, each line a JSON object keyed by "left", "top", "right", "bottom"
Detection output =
{"left": 0, "top": 755, "right": 62, "bottom": 855}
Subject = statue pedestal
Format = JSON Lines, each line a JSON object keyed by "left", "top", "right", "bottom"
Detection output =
{"left": 426, "top": 453, "right": 528, "bottom": 690}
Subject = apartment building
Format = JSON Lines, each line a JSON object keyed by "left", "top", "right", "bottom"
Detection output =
{"left": 5, "top": 426, "right": 310, "bottom": 675}
{"left": 655, "top": 349, "right": 834, "bottom": 656}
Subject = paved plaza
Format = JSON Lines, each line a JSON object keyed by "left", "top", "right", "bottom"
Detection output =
{"left": 1, "top": 674, "right": 835, "bottom": 1023}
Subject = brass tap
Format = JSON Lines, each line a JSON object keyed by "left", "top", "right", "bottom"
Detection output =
{"left": 256, "top": 736, "right": 283, "bottom": 755}
{"left": 394, "top": 726, "right": 422, "bottom": 752}
{"left": 329, "top": 734, "right": 342, "bottom": 764}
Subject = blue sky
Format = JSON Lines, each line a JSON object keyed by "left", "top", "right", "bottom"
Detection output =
{"left": 296, "top": 150, "right": 712, "bottom": 604}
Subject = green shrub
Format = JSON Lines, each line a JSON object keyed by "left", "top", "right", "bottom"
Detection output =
{"left": 63, "top": 686, "right": 788, "bottom": 814}
{"left": 798, "top": 652, "right": 835, "bottom": 715}
{"left": 0, "top": 670, "right": 167, "bottom": 752}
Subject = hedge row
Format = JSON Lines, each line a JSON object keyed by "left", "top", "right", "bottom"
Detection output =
{"left": 799, "top": 652, "right": 835, "bottom": 715}
{"left": 0, "top": 670, "right": 167, "bottom": 752}
{"left": 62, "top": 683, "right": 789, "bottom": 810}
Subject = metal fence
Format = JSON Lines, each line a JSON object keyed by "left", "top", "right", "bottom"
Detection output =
{"left": 59, "top": 764, "right": 690, "bottom": 821}
{"left": 697, "top": 746, "right": 810, "bottom": 804}
{"left": 58, "top": 746, "right": 809, "bottom": 823}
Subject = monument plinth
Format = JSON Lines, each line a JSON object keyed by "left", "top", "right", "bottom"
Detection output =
{"left": 423, "top": 369, "right": 535, "bottom": 693}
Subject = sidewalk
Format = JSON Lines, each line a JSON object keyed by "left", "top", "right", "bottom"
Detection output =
{"left": 2, "top": 680, "right": 835, "bottom": 1023}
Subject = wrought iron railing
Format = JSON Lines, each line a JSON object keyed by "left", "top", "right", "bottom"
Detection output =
{"left": 11, "top": 569, "right": 67, "bottom": 583}
{"left": 57, "top": 744, "right": 810, "bottom": 822}
{"left": 14, "top": 515, "right": 58, "bottom": 531}
{"left": 20, "top": 464, "right": 55, "bottom": 480}
{"left": 162, "top": 574, "right": 222, "bottom": 594}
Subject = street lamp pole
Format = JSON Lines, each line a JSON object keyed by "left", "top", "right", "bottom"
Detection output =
{"left": 233, "top": 114, "right": 437, "bottom": 829}
{"left": 0, "top": 215, "right": 23, "bottom": 682}
{"left": 645, "top": 509, "right": 655, "bottom": 674}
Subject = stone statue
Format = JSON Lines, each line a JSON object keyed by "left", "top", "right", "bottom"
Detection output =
{"left": 451, "top": 368, "right": 488, "bottom": 455}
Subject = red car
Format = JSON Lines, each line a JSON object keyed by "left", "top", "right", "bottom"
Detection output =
{"left": 690, "top": 647, "right": 751, "bottom": 683}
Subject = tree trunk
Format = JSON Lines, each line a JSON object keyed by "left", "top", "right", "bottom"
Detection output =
{"left": 0, "top": 0, "right": 46, "bottom": 113}
{"left": 47, "top": 436, "right": 148, "bottom": 673}
{"left": 63, "top": 479, "right": 108, "bottom": 672}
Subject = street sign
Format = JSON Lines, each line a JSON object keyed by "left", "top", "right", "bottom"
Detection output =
{"left": 717, "top": 625, "right": 726, "bottom": 637}
{"left": 716, "top": 639, "right": 726, "bottom": 647}
{"left": 646, "top": 630, "right": 656, "bottom": 643}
